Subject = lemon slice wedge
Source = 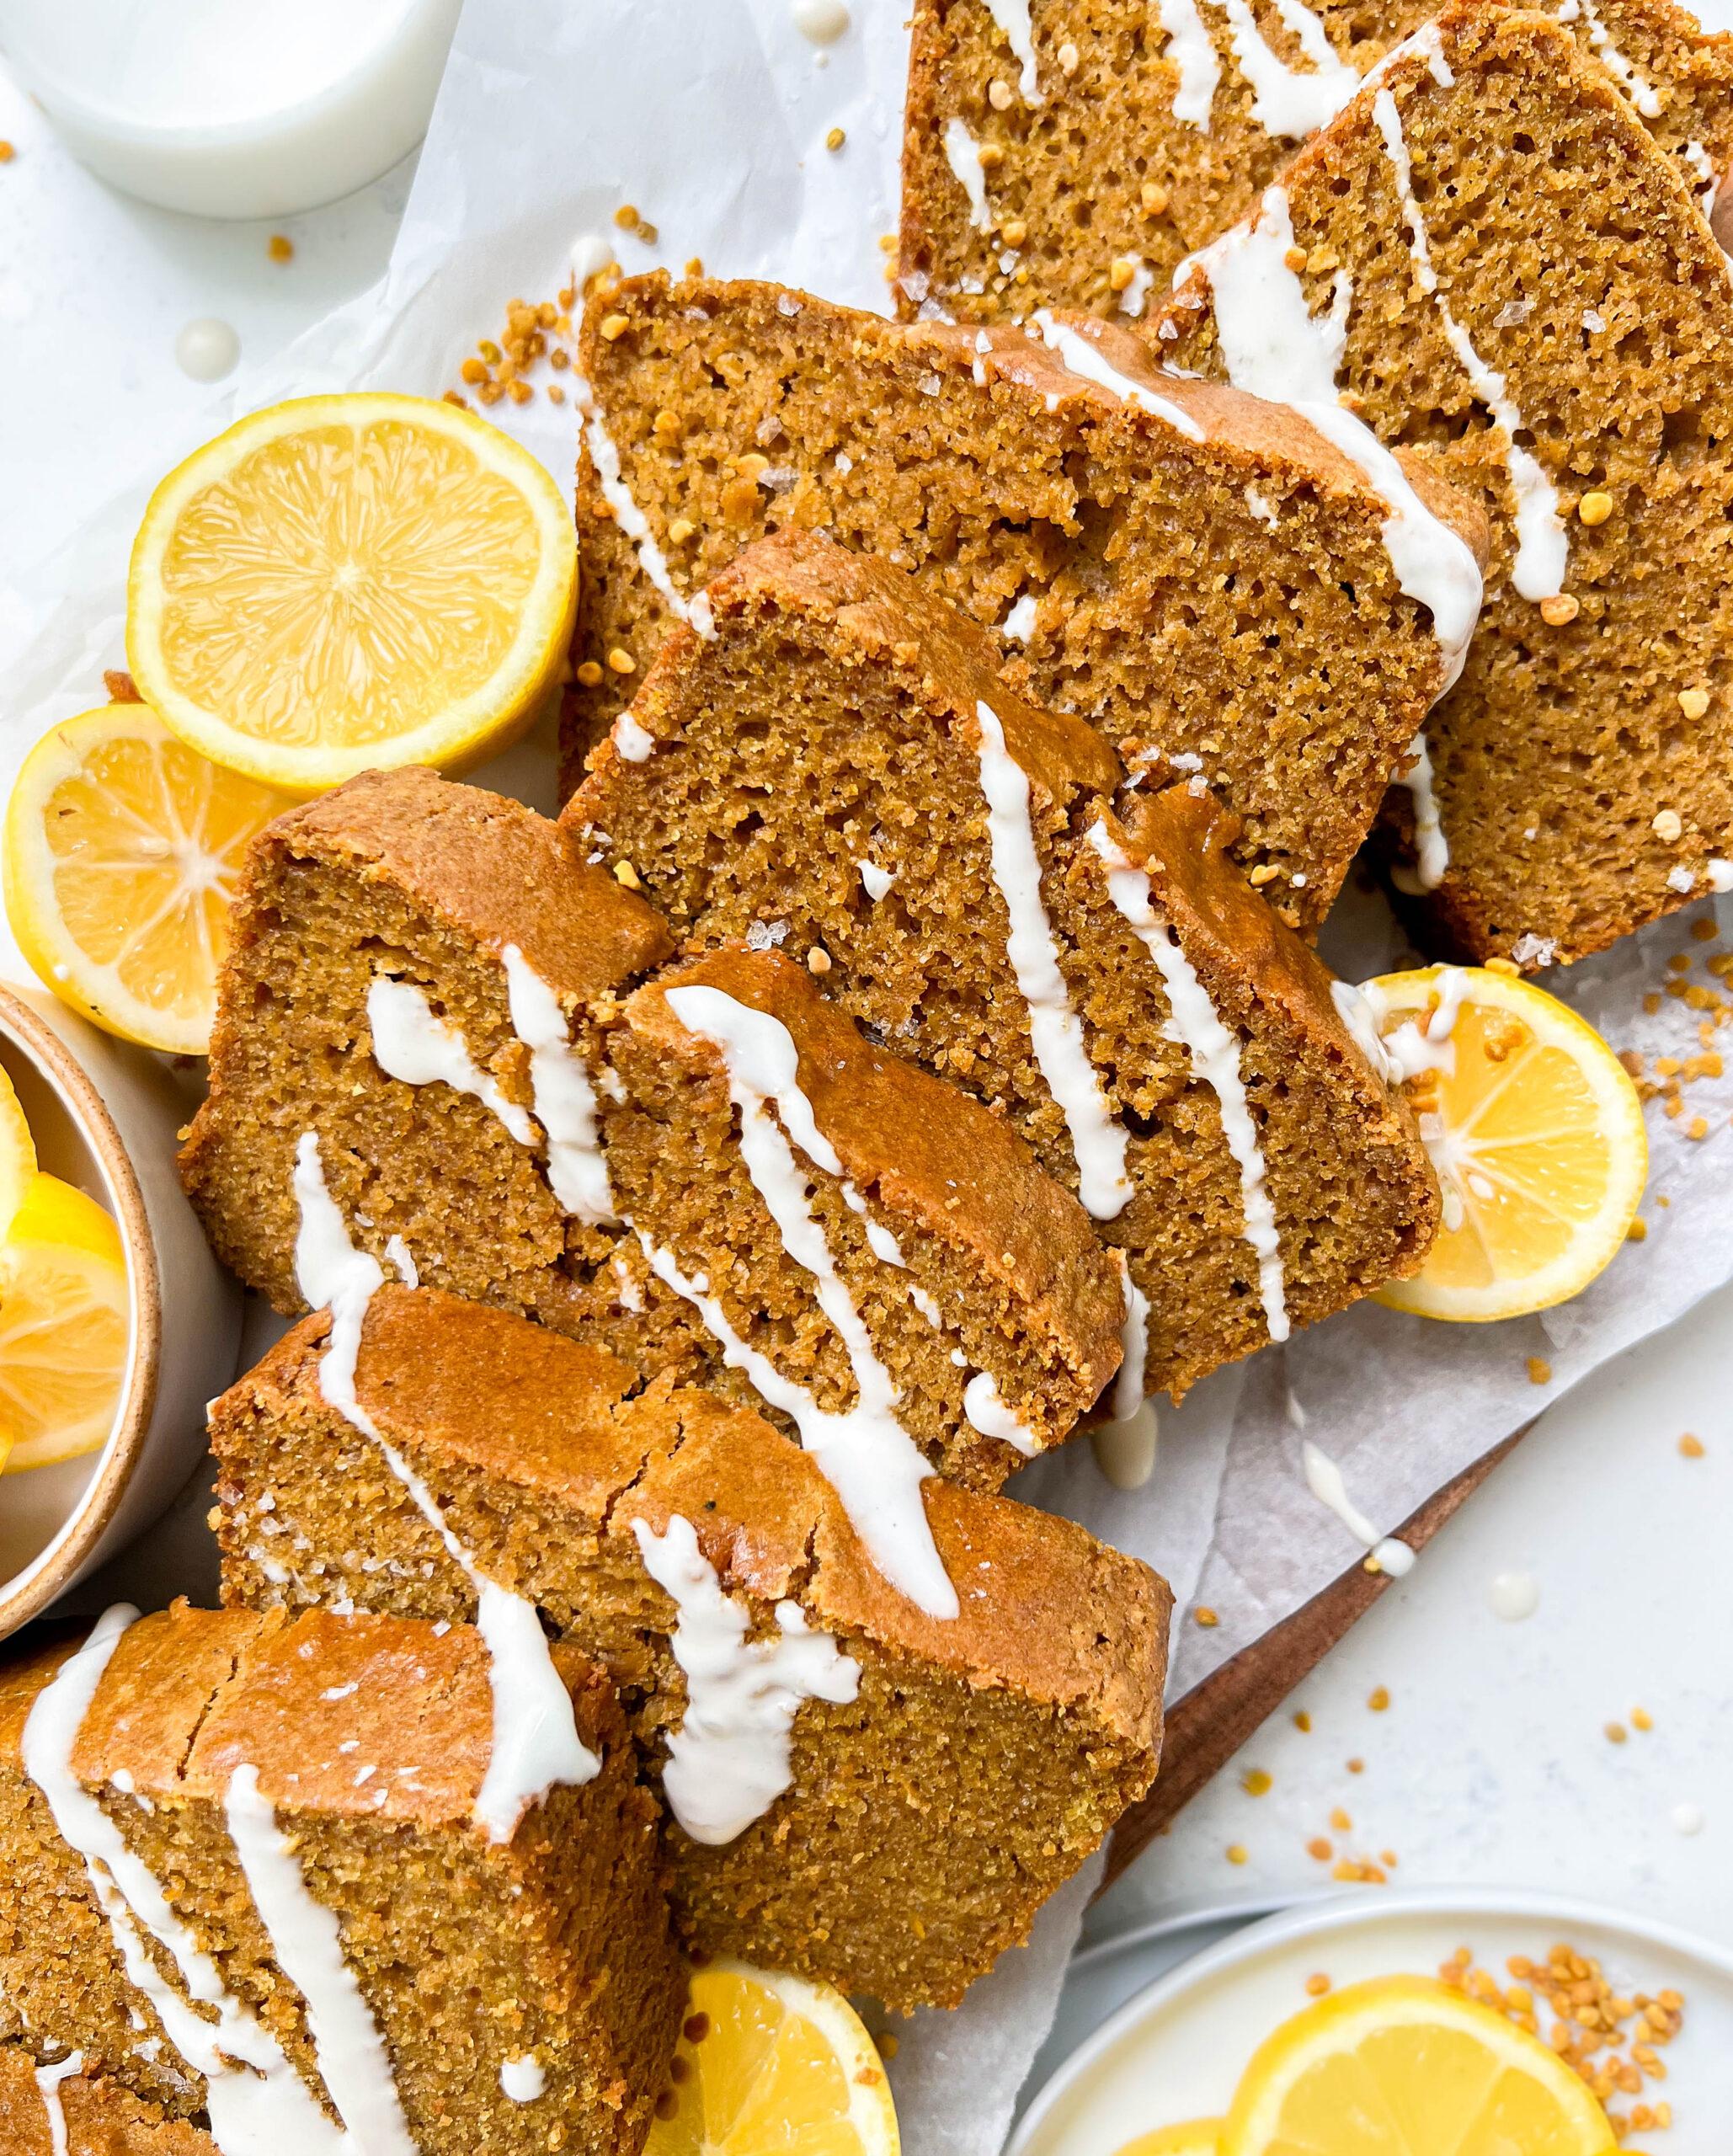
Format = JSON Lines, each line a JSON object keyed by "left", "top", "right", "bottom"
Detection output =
{"left": 126, "top": 392, "right": 577, "bottom": 793}
{"left": 644, "top": 1959, "right": 898, "bottom": 2156}
{"left": 4, "top": 703, "right": 294, "bottom": 1054}
{"left": 1223, "top": 1975, "right": 1616, "bottom": 2154}
{"left": 1117, "top": 2120, "right": 1224, "bottom": 2153}
{"left": 0, "top": 1064, "right": 38, "bottom": 1242}
{"left": 0, "top": 1171, "right": 130, "bottom": 1473}
{"left": 1358, "top": 967, "right": 1646, "bottom": 1321}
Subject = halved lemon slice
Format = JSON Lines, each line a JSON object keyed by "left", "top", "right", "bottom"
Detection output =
{"left": 644, "top": 1959, "right": 898, "bottom": 2156}
{"left": 1363, "top": 967, "right": 1645, "bottom": 1321}
{"left": 1224, "top": 1975, "right": 1615, "bottom": 2155}
{"left": 0, "top": 1171, "right": 130, "bottom": 1473}
{"left": 4, "top": 704, "right": 293, "bottom": 1054}
{"left": 127, "top": 392, "right": 578, "bottom": 793}
{"left": 0, "top": 1064, "right": 38, "bottom": 1241}
{"left": 1117, "top": 2120, "right": 1224, "bottom": 2153}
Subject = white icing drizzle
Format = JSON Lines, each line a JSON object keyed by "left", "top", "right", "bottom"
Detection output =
{"left": 1215, "top": 0, "right": 1358, "bottom": 139}
{"left": 1683, "top": 139, "right": 1720, "bottom": 211}
{"left": 976, "top": 702, "right": 1131, "bottom": 1219}
{"left": 961, "top": 1370, "right": 1041, "bottom": 1456}
{"left": 1245, "top": 483, "right": 1278, "bottom": 527}
{"left": 35, "top": 2054, "right": 84, "bottom": 2156}
{"left": 1330, "top": 969, "right": 1467, "bottom": 1089}
{"left": 22, "top": 1608, "right": 353, "bottom": 2156}
{"left": 1107, "top": 1252, "right": 1150, "bottom": 1425}
{"left": 1156, "top": 0, "right": 1221, "bottom": 127}
{"left": 1302, "top": 1440, "right": 1416, "bottom": 1576}
{"left": 631, "top": 1513, "right": 861, "bottom": 1844}
{"left": 944, "top": 117, "right": 992, "bottom": 229}
{"left": 1094, "top": 1257, "right": 1158, "bottom": 1486}
{"left": 1000, "top": 591, "right": 1040, "bottom": 642}
{"left": 501, "top": 947, "right": 616, "bottom": 1225}
{"left": 383, "top": 1235, "right": 418, "bottom": 1289}
{"left": 1027, "top": 311, "right": 1208, "bottom": 442}
{"left": 979, "top": 0, "right": 1042, "bottom": 100}
{"left": 611, "top": 713, "right": 655, "bottom": 763}
{"left": 1395, "top": 727, "right": 1450, "bottom": 893}
{"left": 648, "top": 990, "right": 959, "bottom": 1619}
{"left": 1557, "top": 0, "right": 1660, "bottom": 115}
{"left": 292, "top": 1134, "right": 599, "bottom": 1843}
{"left": 1088, "top": 822, "right": 1288, "bottom": 1342}
{"left": 1118, "top": 258, "right": 1157, "bottom": 318}
{"left": 1091, "top": 1402, "right": 1159, "bottom": 1489}
{"left": 224, "top": 1765, "right": 416, "bottom": 2155}
{"left": 856, "top": 858, "right": 896, "bottom": 899}
{"left": 1372, "top": 83, "right": 1567, "bottom": 603}
{"left": 500, "top": 2056, "right": 547, "bottom": 2103}
{"left": 366, "top": 977, "right": 535, "bottom": 1145}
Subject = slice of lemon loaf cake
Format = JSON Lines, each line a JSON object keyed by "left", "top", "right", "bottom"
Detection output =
{"left": 209, "top": 1283, "right": 1171, "bottom": 2013}
{"left": 898, "top": 0, "right": 1733, "bottom": 323}
{"left": 565, "top": 272, "right": 1488, "bottom": 932}
{"left": 570, "top": 531, "right": 1440, "bottom": 1397}
{"left": 0, "top": 1601, "right": 680, "bottom": 2156}
{"left": 1152, "top": 1, "right": 1733, "bottom": 962}
{"left": 180, "top": 768, "right": 1125, "bottom": 1604}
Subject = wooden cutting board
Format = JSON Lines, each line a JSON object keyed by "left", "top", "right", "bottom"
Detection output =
{"left": 1103, "top": 1428, "right": 1527, "bottom": 1888}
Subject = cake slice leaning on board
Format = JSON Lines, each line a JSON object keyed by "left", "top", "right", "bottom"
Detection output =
{"left": 1151, "top": 0, "right": 1733, "bottom": 963}
{"left": 563, "top": 273, "right": 1489, "bottom": 934}
{"left": 0, "top": 1601, "right": 680, "bottom": 2156}
{"left": 897, "top": 0, "right": 1733, "bottom": 321}
{"left": 209, "top": 1283, "right": 1171, "bottom": 2015}
{"left": 568, "top": 528, "right": 1441, "bottom": 1403}
{"left": 178, "top": 767, "right": 1128, "bottom": 1620}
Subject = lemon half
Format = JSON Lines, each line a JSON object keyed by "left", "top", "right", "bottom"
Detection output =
{"left": 0, "top": 1171, "right": 130, "bottom": 1472}
{"left": 126, "top": 392, "right": 577, "bottom": 793}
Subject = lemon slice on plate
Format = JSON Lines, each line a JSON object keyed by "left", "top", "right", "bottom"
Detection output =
{"left": 126, "top": 392, "right": 578, "bottom": 793}
{"left": 644, "top": 1959, "right": 898, "bottom": 2156}
{"left": 4, "top": 703, "right": 293, "bottom": 1055}
{"left": 0, "top": 1064, "right": 38, "bottom": 1241}
{"left": 1362, "top": 967, "right": 1645, "bottom": 1321}
{"left": 1223, "top": 1975, "right": 1615, "bottom": 2154}
{"left": 1116, "top": 2121, "right": 1224, "bottom": 2153}
{"left": 0, "top": 1171, "right": 130, "bottom": 1473}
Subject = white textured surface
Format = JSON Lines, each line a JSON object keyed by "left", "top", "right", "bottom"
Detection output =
{"left": 7, "top": 3, "right": 1733, "bottom": 2145}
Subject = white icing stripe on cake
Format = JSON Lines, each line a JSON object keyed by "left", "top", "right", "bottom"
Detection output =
{"left": 366, "top": 977, "right": 536, "bottom": 1145}
{"left": 1156, "top": 0, "right": 1221, "bottom": 128}
{"left": 35, "top": 2054, "right": 84, "bottom": 2156}
{"left": 1093, "top": 1257, "right": 1157, "bottom": 1486}
{"left": 1108, "top": 1251, "right": 1150, "bottom": 1425}
{"left": 1088, "top": 822, "right": 1288, "bottom": 1342}
{"left": 979, "top": 0, "right": 1042, "bottom": 101}
{"left": 1683, "top": 139, "right": 1720, "bottom": 212}
{"left": 1330, "top": 969, "right": 1467, "bottom": 1089}
{"left": 1394, "top": 728, "right": 1451, "bottom": 894}
{"left": 1181, "top": 183, "right": 1483, "bottom": 693}
{"left": 22, "top": 1607, "right": 354, "bottom": 2156}
{"left": 1302, "top": 1440, "right": 1416, "bottom": 1576}
{"left": 1027, "top": 312, "right": 1208, "bottom": 442}
{"left": 1557, "top": 0, "right": 1660, "bottom": 116}
{"left": 961, "top": 1369, "right": 1041, "bottom": 1455}
{"left": 224, "top": 1766, "right": 418, "bottom": 2155}
{"left": 637, "top": 1230, "right": 957, "bottom": 1620}
{"left": 1372, "top": 85, "right": 1567, "bottom": 603}
{"left": 501, "top": 947, "right": 616, "bottom": 1225}
{"left": 975, "top": 702, "right": 1132, "bottom": 1219}
{"left": 292, "top": 1134, "right": 600, "bottom": 1843}
{"left": 857, "top": 857, "right": 897, "bottom": 899}
{"left": 1214, "top": 0, "right": 1358, "bottom": 139}
{"left": 944, "top": 117, "right": 992, "bottom": 230}
{"left": 501, "top": 2057, "right": 547, "bottom": 2103}
{"left": 630, "top": 1513, "right": 861, "bottom": 1844}
{"left": 650, "top": 991, "right": 961, "bottom": 1618}
{"left": 1118, "top": 257, "right": 1157, "bottom": 318}
{"left": 610, "top": 713, "right": 655, "bottom": 763}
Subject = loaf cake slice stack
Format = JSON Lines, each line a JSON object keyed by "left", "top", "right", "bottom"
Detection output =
{"left": 0, "top": 1601, "right": 680, "bottom": 2156}
{"left": 207, "top": 1283, "right": 1170, "bottom": 2014}
{"left": 1154, "top": 0, "right": 1733, "bottom": 963}
{"left": 898, "top": 0, "right": 1733, "bottom": 323}
{"left": 566, "top": 272, "right": 1489, "bottom": 931}
{"left": 571, "top": 530, "right": 1440, "bottom": 1398}
{"left": 180, "top": 766, "right": 1128, "bottom": 1614}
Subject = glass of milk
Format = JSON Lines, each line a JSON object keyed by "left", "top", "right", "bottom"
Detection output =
{"left": 0, "top": 0, "right": 463, "bottom": 217}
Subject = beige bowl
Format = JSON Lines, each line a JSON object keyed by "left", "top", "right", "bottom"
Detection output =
{"left": 0, "top": 983, "right": 241, "bottom": 1638}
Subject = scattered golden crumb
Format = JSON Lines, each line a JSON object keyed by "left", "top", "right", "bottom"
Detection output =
{"left": 1528, "top": 1357, "right": 1552, "bottom": 1385}
{"left": 1539, "top": 594, "right": 1580, "bottom": 626}
{"left": 1632, "top": 1707, "right": 1654, "bottom": 1732}
{"left": 1687, "top": 1116, "right": 1709, "bottom": 1140}
{"left": 1692, "top": 916, "right": 1719, "bottom": 942}
{"left": 826, "top": 125, "right": 846, "bottom": 151}
{"left": 1346, "top": 1757, "right": 1365, "bottom": 1774}
{"left": 1627, "top": 1217, "right": 1648, "bottom": 1241}
{"left": 875, "top": 2031, "right": 899, "bottom": 2060}
{"left": 1305, "top": 1972, "right": 1331, "bottom": 1997}
{"left": 613, "top": 860, "right": 643, "bottom": 890}
{"left": 1485, "top": 955, "right": 1522, "bottom": 978}
{"left": 807, "top": 947, "right": 832, "bottom": 976}
{"left": 877, "top": 232, "right": 896, "bottom": 253}
{"left": 1108, "top": 256, "right": 1139, "bottom": 293}
{"left": 103, "top": 669, "right": 141, "bottom": 704}
{"left": 268, "top": 233, "right": 295, "bottom": 264}
{"left": 575, "top": 661, "right": 604, "bottom": 689}
{"left": 685, "top": 256, "right": 705, "bottom": 276}
{"left": 989, "top": 77, "right": 1014, "bottom": 109}
{"left": 1058, "top": 39, "right": 1081, "bottom": 72}
{"left": 613, "top": 203, "right": 638, "bottom": 227}
{"left": 599, "top": 312, "right": 630, "bottom": 342}
{"left": 1606, "top": 1721, "right": 1628, "bottom": 1744}
{"left": 1241, "top": 1768, "right": 1272, "bottom": 1797}
{"left": 1226, "top": 1842, "right": 1249, "bottom": 1865}
{"left": 1330, "top": 1806, "right": 1352, "bottom": 1832}
{"left": 1000, "top": 216, "right": 1028, "bottom": 246}
{"left": 1577, "top": 490, "right": 1614, "bottom": 526}
{"left": 1140, "top": 180, "right": 1170, "bottom": 216}
{"left": 1332, "top": 1857, "right": 1388, "bottom": 1884}
{"left": 1249, "top": 862, "right": 1281, "bottom": 886}
{"left": 1368, "top": 1686, "right": 1390, "bottom": 1713}
{"left": 1651, "top": 808, "right": 1684, "bottom": 843}
{"left": 0, "top": 142, "right": 15, "bottom": 164}
{"left": 1293, "top": 1710, "right": 1312, "bottom": 1733}
{"left": 1679, "top": 1433, "right": 1705, "bottom": 1459}
{"left": 1678, "top": 687, "right": 1712, "bottom": 720}
{"left": 1194, "top": 1606, "right": 1218, "bottom": 1628}
{"left": 1306, "top": 1837, "right": 1332, "bottom": 1860}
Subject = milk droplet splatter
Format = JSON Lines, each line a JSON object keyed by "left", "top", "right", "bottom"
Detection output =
{"left": 175, "top": 317, "right": 240, "bottom": 382}
{"left": 1488, "top": 1570, "right": 1540, "bottom": 1621}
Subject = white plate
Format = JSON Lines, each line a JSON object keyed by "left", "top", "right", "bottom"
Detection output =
{"left": 1012, "top": 1886, "right": 1733, "bottom": 2154}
